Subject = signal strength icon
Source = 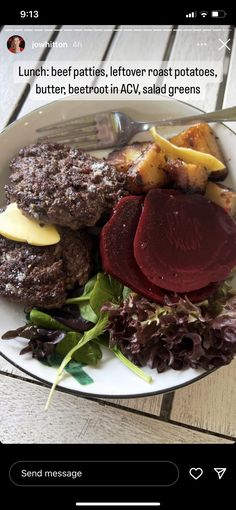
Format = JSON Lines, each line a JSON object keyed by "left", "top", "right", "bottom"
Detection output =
{"left": 186, "top": 11, "right": 196, "bottom": 18}
{"left": 200, "top": 11, "right": 208, "bottom": 18}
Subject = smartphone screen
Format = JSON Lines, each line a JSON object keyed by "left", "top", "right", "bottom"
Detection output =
{"left": 0, "top": 8, "right": 235, "bottom": 509}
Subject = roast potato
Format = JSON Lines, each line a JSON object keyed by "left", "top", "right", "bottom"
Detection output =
{"left": 126, "top": 143, "right": 169, "bottom": 193}
{"left": 205, "top": 181, "right": 236, "bottom": 216}
{"left": 170, "top": 123, "right": 227, "bottom": 181}
{"left": 107, "top": 142, "right": 150, "bottom": 172}
{"left": 164, "top": 159, "right": 208, "bottom": 193}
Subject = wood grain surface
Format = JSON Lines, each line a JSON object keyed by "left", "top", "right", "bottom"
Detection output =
{"left": 0, "top": 376, "right": 232, "bottom": 444}
{"left": 105, "top": 25, "right": 173, "bottom": 60}
{"left": 171, "top": 359, "right": 236, "bottom": 437}
{"left": 19, "top": 25, "right": 115, "bottom": 117}
{"left": 0, "top": 25, "right": 56, "bottom": 129}
{"left": 166, "top": 24, "right": 231, "bottom": 110}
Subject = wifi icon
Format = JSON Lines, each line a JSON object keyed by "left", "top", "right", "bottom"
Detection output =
{"left": 200, "top": 11, "right": 208, "bottom": 17}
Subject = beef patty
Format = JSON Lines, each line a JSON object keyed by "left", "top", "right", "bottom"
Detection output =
{"left": 6, "top": 143, "right": 126, "bottom": 230}
{"left": 0, "top": 229, "right": 92, "bottom": 308}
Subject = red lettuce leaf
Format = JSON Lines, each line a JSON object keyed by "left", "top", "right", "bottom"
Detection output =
{"left": 102, "top": 287, "right": 236, "bottom": 373}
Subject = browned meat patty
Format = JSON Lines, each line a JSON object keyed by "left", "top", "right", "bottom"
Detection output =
{"left": 0, "top": 229, "right": 92, "bottom": 308}
{"left": 5, "top": 143, "right": 127, "bottom": 230}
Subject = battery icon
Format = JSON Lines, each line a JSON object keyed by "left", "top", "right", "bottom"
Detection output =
{"left": 211, "top": 10, "right": 227, "bottom": 18}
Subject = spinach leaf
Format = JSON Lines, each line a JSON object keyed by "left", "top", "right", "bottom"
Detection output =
{"left": 56, "top": 332, "right": 102, "bottom": 365}
{"left": 66, "top": 273, "right": 123, "bottom": 317}
{"left": 42, "top": 353, "right": 93, "bottom": 385}
{"left": 82, "top": 275, "right": 97, "bottom": 296}
{"left": 79, "top": 302, "right": 98, "bottom": 324}
{"left": 108, "top": 275, "right": 123, "bottom": 301}
{"left": 45, "top": 273, "right": 129, "bottom": 408}
{"left": 30, "top": 309, "right": 71, "bottom": 331}
{"left": 66, "top": 275, "right": 97, "bottom": 304}
{"left": 90, "top": 273, "right": 122, "bottom": 316}
{"left": 64, "top": 360, "right": 93, "bottom": 385}
{"left": 45, "top": 313, "right": 109, "bottom": 409}
{"left": 78, "top": 313, "right": 109, "bottom": 346}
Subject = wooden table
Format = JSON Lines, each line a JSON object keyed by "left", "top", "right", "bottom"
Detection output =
{"left": 0, "top": 25, "right": 235, "bottom": 444}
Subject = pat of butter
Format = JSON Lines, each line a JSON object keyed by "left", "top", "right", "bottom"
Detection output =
{"left": 0, "top": 203, "right": 60, "bottom": 246}
{"left": 151, "top": 127, "right": 225, "bottom": 172}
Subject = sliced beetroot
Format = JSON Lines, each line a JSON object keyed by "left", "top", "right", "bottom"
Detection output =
{"left": 100, "top": 196, "right": 167, "bottom": 303}
{"left": 182, "top": 283, "right": 219, "bottom": 303}
{"left": 100, "top": 195, "right": 219, "bottom": 303}
{"left": 134, "top": 189, "right": 236, "bottom": 292}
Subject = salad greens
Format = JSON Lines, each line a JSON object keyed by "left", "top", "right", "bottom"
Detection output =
{"left": 94, "top": 335, "right": 152, "bottom": 384}
{"left": 65, "top": 273, "right": 123, "bottom": 321}
{"left": 104, "top": 281, "right": 236, "bottom": 373}
{"left": 90, "top": 273, "right": 123, "bottom": 316}
{"left": 2, "top": 269, "right": 236, "bottom": 410}
{"left": 30, "top": 309, "right": 71, "bottom": 332}
{"left": 56, "top": 334, "right": 102, "bottom": 365}
{"left": 42, "top": 353, "right": 94, "bottom": 385}
{"left": 45, "top": 313, "right": 109, "bottom": 410}
{"left": 45, "top": 272, "right": 152, "bottom": 410}
{"left": 2, "top": 272, "right": 152, "bottom": 410}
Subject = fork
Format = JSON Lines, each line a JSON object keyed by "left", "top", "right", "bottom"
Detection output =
{"left": 36, "top": 106, "right": 236, "bottom": 151}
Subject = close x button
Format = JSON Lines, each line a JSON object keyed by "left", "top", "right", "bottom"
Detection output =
{"left": 9, "top": 461, "right": 179, "bottom": 487}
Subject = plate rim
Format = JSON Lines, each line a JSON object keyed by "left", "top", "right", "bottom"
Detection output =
{"left": 0, "top": 349, "right": 217, "bottom": 399}
{"left": 0, "top": 97, "right": 233, "bottom": 399}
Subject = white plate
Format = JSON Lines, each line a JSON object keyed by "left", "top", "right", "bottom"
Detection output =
{"left": 0, "top": 98, "right": 236, "bottom": 398}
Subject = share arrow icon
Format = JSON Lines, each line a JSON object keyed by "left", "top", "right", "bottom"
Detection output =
{"left": 214, "top": 468, "right": 227, "bottom": 479}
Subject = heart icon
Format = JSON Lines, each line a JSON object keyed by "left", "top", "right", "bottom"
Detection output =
{"left": 189, "top": 467, "right": 203, "bottom": 480}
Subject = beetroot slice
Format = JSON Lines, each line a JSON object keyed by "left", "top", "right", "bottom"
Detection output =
{"left": 100, "top": 196, "right": 167, "bottom": 303}
{"left": 183, "top": 283, "right": 219, "bottom": 303}
{"left": 134, "top": 189, "right": 236, "bottom": 292}
{"left": 100, "top": 195, "right": 218, "bottom": 303}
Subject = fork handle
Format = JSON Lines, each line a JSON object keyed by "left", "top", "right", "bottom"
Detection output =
{"left": 136, "top": 106, "right": 236, "bottom": 131}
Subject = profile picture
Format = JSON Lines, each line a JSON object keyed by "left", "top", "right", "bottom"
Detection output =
{"left": 7, "top": 35, "right": 25, "bottom": 54}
